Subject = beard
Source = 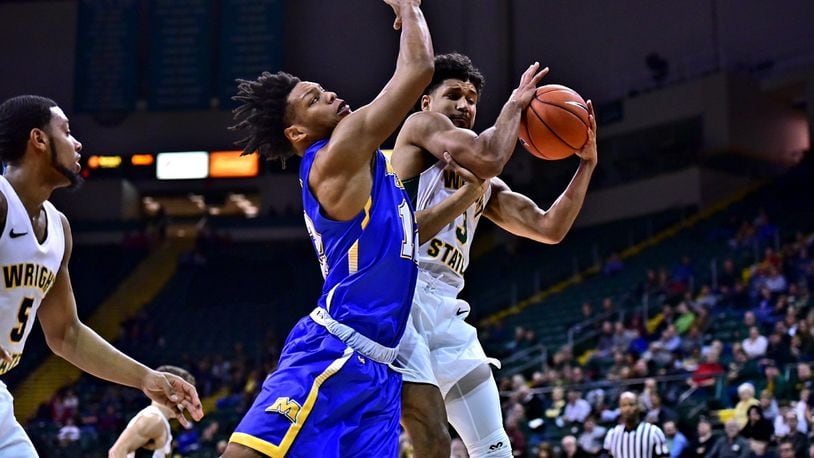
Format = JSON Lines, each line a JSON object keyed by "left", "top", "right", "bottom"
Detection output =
{"left": 49, "top": 138, "right": 83, "bottom": 190}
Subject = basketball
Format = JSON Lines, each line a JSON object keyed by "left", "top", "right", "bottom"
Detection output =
{"left": 518, "top": 84, "right": 590, "bottom": 160}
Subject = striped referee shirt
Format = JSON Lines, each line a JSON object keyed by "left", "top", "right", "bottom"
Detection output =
{"left": 603, "top": 421, "right": 670, "bottom": 458}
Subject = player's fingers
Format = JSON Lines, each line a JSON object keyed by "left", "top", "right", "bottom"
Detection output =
{"left": 521, "top": 62, "right": 539, "bottom": 82}
{"left": 158, "top": 375, "right": 180, "bottom": 404}
{"left": 587, "top": 100, "right": 597, "bottom": 131}
{"left": 175, "top": 408, "right": 192, "bottom": 429}
{"left": 532, "top": 66, "right": 550, "bottom": 84}
{"left": 173, "top": 378, "right": 204, "bottom": 420}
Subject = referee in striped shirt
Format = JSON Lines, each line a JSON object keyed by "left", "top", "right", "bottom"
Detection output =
{"left": 603, "top": 391, "right": 670, "bottom": 458}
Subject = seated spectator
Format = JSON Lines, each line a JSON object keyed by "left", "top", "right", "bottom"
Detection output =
{"left": 544, "top": 387, "right": 566, "bottom": 421}
{"left": 760, "top": 389, "right": 780, "bottom": 422}
{"left": 734, "top": 383, "right": 760, "bottom": 428}
{"left": 537, "top": 442, "right": 554, "bottom": 458}
{"left": 689, "top": 348, "right": 724, "bottom": 389}
{"left": 687, "top": 417, "right": 718, "bottom": 458}
{"left": 603, "top": 252, "right": 624, "bottom": 276}
{"left": 743, "top": 326, "right": 768, "bottom": 359}
{"left": 563, "top": 389, "right": 591, "bottom": 425}
{"left": 663, "top": 420, "right": 688, "bottom": 458}
{"left": 783, "top": 409, "right": 809, "bottom": 458}
{"left": 740, "top": 405, "right": 774, "bottom": 456}
{"left": 561, "top": 435, "right": 590, "bottom": 458}
{"left": 577, "top": 416, "right": 606, "bottom": 456}
{"left": 766, "top": 332, "right": 795, "bottom": 368}
{"left": 758, "top": 361, "right": 791, "bottom": 402}
{"left": 708, "top": 419, "right": 750, "bottom": 458}
{"left": 790, "top": 363, "right": 814, "bottom": 399}
{"left": 674, "top": 301, "right": 696, "bottom": 335}
{"left": 644, "top": 392, "right": 677, "bottom": 425}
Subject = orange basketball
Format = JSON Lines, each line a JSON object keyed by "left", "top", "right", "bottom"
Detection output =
{"left": 518, "top": 84, "right": 590, "bottom": 160}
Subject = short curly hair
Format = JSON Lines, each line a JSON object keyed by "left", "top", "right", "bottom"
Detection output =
{"left": 231, "top": 71, "right": 301, "bottom": 167}
{"left": 0, "top": 95, "right": 57, "bottom": 164}
{"left": 424, "top": 53, "right": 485, "bottom": 98}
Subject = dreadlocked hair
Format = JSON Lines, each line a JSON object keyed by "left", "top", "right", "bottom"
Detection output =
{"left": 425, "top": 53, "right": 485, "bottom": 98}
{"left": 231, "top": 71, "right": 300, "bottom": 168}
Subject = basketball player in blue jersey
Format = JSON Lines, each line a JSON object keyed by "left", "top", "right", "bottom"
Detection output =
{"left": 224, "top": 1, "right": 433, "bottom": 456}
{"left": 0, "top": 95, "right": 203, "bottom": 457}
{"left": 391, "top": 53, "right": 598, "bottom": 458}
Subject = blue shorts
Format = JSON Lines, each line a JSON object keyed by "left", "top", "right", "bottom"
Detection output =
{"left": 229, "top": 316, "right": 402, "bottom": 457}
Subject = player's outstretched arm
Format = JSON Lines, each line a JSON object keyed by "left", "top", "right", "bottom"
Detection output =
{"left": 483, "top": 102, "right": 597, "bottom": 243}
{"left": 414, "top": 153, "right": 487, "bottom": 245}
{"left": 108, "top": 413, "right": 165, "bottom": 458}
{"left": 396, "top": 63, "right": 548, "bottom": 180}
{"left": 37, "top": 214, "right": 203, "bottom": 426}
{"left": 320, "top": 0, "right": 433, "bottom": 177}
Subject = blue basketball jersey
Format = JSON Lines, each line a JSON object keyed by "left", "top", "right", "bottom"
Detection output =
{"left": 299, "top": 139, "right": 418, "bottom": 348}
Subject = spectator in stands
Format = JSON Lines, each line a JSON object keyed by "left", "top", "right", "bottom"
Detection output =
{"left": 791, "top": 363, "right": 814, "bottom": 399}
{"left": 612, "top": 321, "right": 635, "bottom": 354}
{"left": 601, "top": 297, "right": 620, "bottom": 323}
{"left": 743, "top": 326, "right": 769, "bottom": 359}
{"left": 681, "top": 325, "right": 704, "bottom": 356}
{"left": 718, "top": 259, "right": 739, "bottom": 291}
{"left": 793, "top": 388, "right": 811, "bottom": 434}
{"left": 662, "top": 420, "right": 687, "bottom": 458}
{"left": 708, "top": 419, "right": 750, "bottom": 458}
{"left": 734, "top": 383, "right": 760, "bottom": 428}
{"left": 563, "top": 389, "right": 592, "bottom": 425}
{"left": 644, "top": 391, "right": 677, "bottom": 425}
{"left": 562, "top": 435, "right": 590, "bottom": 458}
{"left": 505, "top": 413, "right": 527, "bottom": 457}
{"left": 687, "top": 417, "right": 718, "bottom": 458}
{"left": 594, "top": 321, "right": 615, "bottom": 360}
{"left": 760, "top": 389, "right": 780, "bottom": 422}
{"left": 570, "top": 302, "right": 596, "bottom": 336}
{"left": 766, "top": 331, "right": 795, "bottom": 367}
{"left": 640, "top": 378, "right": 659, "bottom": 411}
{"left": 545, "top": 387, "right": 566, "bottom": 422}
{"left": 778, "top": 438, "right": 798, "bottom": 458}
{"left": 759, "top": 361, "right": 791, "bottom": 401}
{"left": 689, "top": 347, "right": 724, "bottom": 391}
{"left": 740, "top": 405, "right": 774, "bottom": 456}
{"left": 674, "top": 302, "right": 696, "bottom": 335}
{"left": 696, "top": 284, "right": 719, "bottom": 308}
{"left": 727, "top": 349, "right": 761, "bottom": 400}
{"left": 57, "top": 416, "right": 81, "bottom": 457}
{"left": 603, "top": 253, "right": 624, "bottom": 276}
{"left": 577, "top": 416, "right": 606, "bottom": 456}
{"left": 780, "top": 409, "right": 809, "bottom": 456}
{"left": 537, "top": 442, "right": 553, "bottom": 458}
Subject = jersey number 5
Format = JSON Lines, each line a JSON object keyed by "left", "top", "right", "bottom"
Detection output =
{"left": 10, "top": 297, "right": 34, "bottom": 343}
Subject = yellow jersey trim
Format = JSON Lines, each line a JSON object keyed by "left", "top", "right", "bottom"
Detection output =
{"left": 361, "top": 197, "right": 372, "bottom": 230}
{"left": 229, "top": 347, "right": 354, "bottom": 456}
{"left": 348, "top": 240, "right": 359, "bottom": 273}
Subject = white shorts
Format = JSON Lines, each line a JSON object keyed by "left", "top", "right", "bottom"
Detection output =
{"left": 396, "top": 273, "right": 499, "bottom": 398}
{"left": 0, "top": 380, "right": 38, "bottom": 457}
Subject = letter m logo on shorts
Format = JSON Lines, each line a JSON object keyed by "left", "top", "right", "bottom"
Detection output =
{"left": 266, "top": 397, "right": 302, "bottom": 423}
